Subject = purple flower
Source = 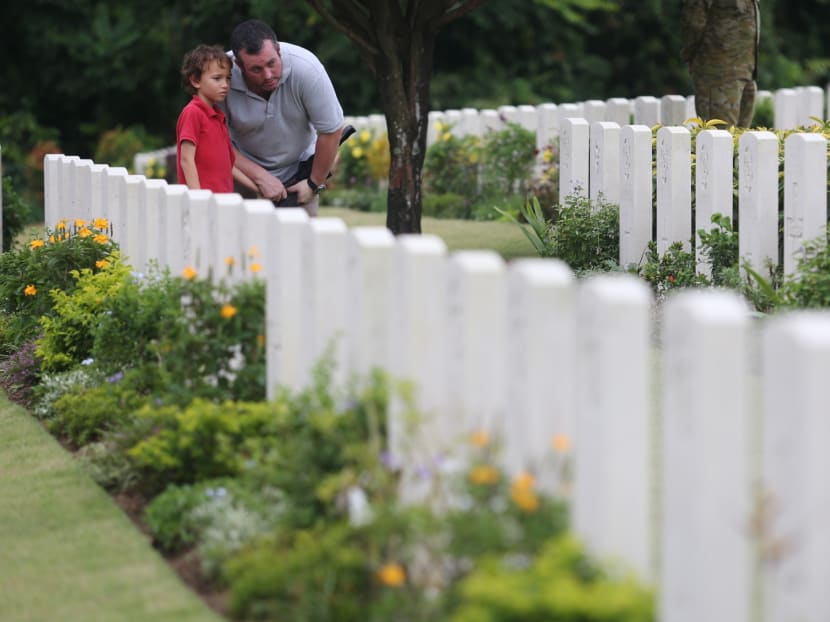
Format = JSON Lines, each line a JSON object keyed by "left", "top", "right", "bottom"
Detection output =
{"left": 107, "top": 371, "right": 124, "bottom": 384}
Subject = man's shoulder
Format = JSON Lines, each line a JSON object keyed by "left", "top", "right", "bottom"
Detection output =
{"left": 281, "top": 42, "right": 325, "bottom": 70}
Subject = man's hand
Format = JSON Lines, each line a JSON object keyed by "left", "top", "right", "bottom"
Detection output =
{"left": 256, "top": 175, "right": 288, "bottom": 202}
{"left": 287, "top": 179, "right": 315, "bottom": 205}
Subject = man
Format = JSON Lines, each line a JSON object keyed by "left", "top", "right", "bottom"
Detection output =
{"left": 680, "top": 0, "right": 760, "bottom": 128}
{"left": 221, "top": 19, "right": 345, "bottom": 216}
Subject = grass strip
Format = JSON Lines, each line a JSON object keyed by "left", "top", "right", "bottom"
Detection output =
{"left": 0, "top": 393, "right": 222, "bottom": 622}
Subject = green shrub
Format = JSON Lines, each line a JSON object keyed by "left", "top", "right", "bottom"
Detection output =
{"left": 2, "top": 177, "right": 30, "bottom": 251}
{"left": 778, "top": 225, "right": 830, "bottom": 308}
{"left": 422, "top": 192, "right": 471, "bottom": 219}
{"left": 638, "top": 241, "right": 709, "bottom": 296}
{"left": 450, "top": 535, "right": 654, "bottom": 622}
{"left": 0, "top": 219, "right": 119, "bottom": 339}
{"left": 32, "top": 365, "right": 105, "bottom": 421}
{"left": 36, "top": 257, "right": 131, "bottom": 372}
{"left": 479, "top": 121, "right": 536, "bottom": 197}
{"left": 93, "top": 125, "right": 161, "bottom": 171}
{"left": 697, "top": 212, "right": 739, "bottom": 286}
{"left": 547, "top": 193, "right": 620, "bottom": 273}
{"left": 0, "top": 339, "right": 41, "bottom": 407}
{"left": 323, "top": 187, "right": 387, "bottom": 212}
{"left": 423, "top": 125, "right": 482, "bottom": 197}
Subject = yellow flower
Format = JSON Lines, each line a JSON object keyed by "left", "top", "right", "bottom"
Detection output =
{"left": 510, "top": 472, "right": 539, "bottom": 513}
{"left": 256, "top": 334, "right": 266, "bottom": 348}
{"left": 542, "top": 148, "right": 553, "bottom": 163}
{"left": 74, "top": 218, "right": 87, "bottom": 228}
{"left": 359, "top": 129, "right": 372, "bottom": 143}
{"left": 93, "top": 217, "right": 109, "bottom": 229}
{"left": 93, "top": 233, "right": 108, "bottom": 244}
{"left": 29, "top": 239, "right": 45, "bottom": 249}
{"left": 434, "top": 120, "right": 445, "bottom": 132}
{"left": 24, "top": 284, "right": 37, "bottom": 296}
{"left": 551, "top": 433, "right": 571, "bottom": 454}
{"left": 441, "top": 131, "right": 452, "bottom": 142}
{"left": 49, "top": 235, "right": 55, "bottom": 243}
{"left": 247, "top": 246, "right": 260, "bottom": 259}
{"left": 249, "top": 262, "right": 262, "bottom": 274}
{"left": 95, "top": 259, "right": 109, "bottom": 269}
{"left": 351, "top": 147, "right": 364, "bottom": 159}
{"left": 470, "top": 430, "right": 490, "bottom": 448}
{"left": 224, "top": 256, "right": 236, "bottom": 267}
{"left": 377, "top": 563, "right": 406, "bottom": 587}
{"left": 182, "top": 266, "right": 198, "bottom": 280}
{"left": 469, "top": 465, "right": 500, "bottom": 485}
{"left": 511, "top": 487, "right": 540, "bottom": 513}
{"left": 78, "top": 227, "right": 92, "bottom": 238}
{"left": 220, "top": 303, "right": 237, "bottom": 319}
{"left": 56, "top": 220, "right": 67, "bottom": 231}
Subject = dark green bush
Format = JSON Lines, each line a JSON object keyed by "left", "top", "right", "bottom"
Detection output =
{"left": 546, "top": 193, "right": 620, "bottom": 273}
{"left": 2, "top": 177, "right": 30, "bottom": 251}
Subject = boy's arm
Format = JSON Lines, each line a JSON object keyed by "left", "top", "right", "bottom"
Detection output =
{"left": 232, "top": 147, "right": 287, "bottom": 202}
{"left": 233, "top": 166, "right": 259, "bottom": 195}
{"left": 179, "top": 141, "right": 200, "bottom": 190}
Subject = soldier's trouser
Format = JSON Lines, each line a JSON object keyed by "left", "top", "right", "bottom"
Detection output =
{"left": 693, "top": 77, "right": 757, "bottom": 128}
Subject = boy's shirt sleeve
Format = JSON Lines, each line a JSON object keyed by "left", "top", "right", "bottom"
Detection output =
{"left": 177, "top": 105, "right": 201, "bottom": 147}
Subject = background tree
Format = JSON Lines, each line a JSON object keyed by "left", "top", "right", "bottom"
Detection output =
{"left": 306, "top": 0, "right": 489, "bottom": 234}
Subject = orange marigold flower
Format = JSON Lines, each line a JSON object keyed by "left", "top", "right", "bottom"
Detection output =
{"left": 95, "top": 259, "right": 109, "bottom": 269}
{"left": 470, "top": 430, "right": 490, "bottom": 448}
{"left": 29, "top": 239, "right": 45, "bottom": 249}
{"left": 247, "top": 245, "right": 260, "bottom": 259}
{"left": 78, "top": 227, "right": 92, "bottom": 238}
{"left": 74, "top": 218, "right": 87, "bottom": 228}
{"left": 551, "top": 433, "right": 571, "bottom": 454}
{"left": 56, "top": 220, "right": 67, "bottom": 231}
{"left": 24, "top": 284, "right": 37, "bottom": 296}
{"left": 513, "top": 472, "right": 536, "bottom": 491}
{"left": 93, "top": 233, "right": 108, "bottom": 244}
{"left": 249, "top": 262, "right": 262, "bottom": 274}
{"left": 469, "top": 465, "right": 499, "bottom": 485}
{"left": 220, "top": 303, "right": 237, "bottom": 319}
{"left": 224, "top": 256, "right": 236, "bottom": 267}
{"left": 93, "top": 217, "right": 109, "bottom": 229}
{"left": 49, "top": 235, "right": 56, "bottom": 243}
{"left": 377, "top": 563, "right": 406, "bottom": 587}
{"left": 511, "top": 487, "right": 540, "bottom": 513}
{"left": 182, "top": 266, "right": 198, "bottom": 280}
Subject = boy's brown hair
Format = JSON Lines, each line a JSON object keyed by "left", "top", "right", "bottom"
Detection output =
{"left": 181, "top": 44, "right": 231, "bottom": 95}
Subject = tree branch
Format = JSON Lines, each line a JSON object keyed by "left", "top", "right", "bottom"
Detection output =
{"left": 433, "top": 0, "right": 490, "bottom": 29}
{"left": 306, "top": 0, "right": 380, "bottom": 58}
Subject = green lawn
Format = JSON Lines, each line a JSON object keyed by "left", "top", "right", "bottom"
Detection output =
{"left": 319, "top": 207, "right": 539, "bottom": 261}
{"left": 0, "top": 394, "right": 222, "bottom": 622}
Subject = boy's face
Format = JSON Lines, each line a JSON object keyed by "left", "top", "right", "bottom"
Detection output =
{"left": 191, "top": 60, "right": 231, "bottom": 105}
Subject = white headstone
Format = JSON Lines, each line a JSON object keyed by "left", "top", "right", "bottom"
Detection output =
{"left": 212, "top": 193, "right": 245, "bottom": 283}
{"left": 695, "top": 129, "right": 734, "bottom": 276}
{"left": 516, "top": 104, "right": 537, "bottom": 132}
{"left": 88, "top": 164, "right": 107, "bottom": 223}
{"left": 345, "top": 227, "right": 396, "bottom": 381}
{"left": 583, "top": 99, "right": 607, "bottom": 124}
{"left": 619, "top": 125, "right": 653, "bottom": 268}
{"left": 797, "top": 85, "right": 824, "bottom": 128}
{"left": 661, "top": 95, "right": 688, "bottom": 126}
{"left": 656, "top": 126, "right": 692, "bottom": 253}
{"left": 559, "top": 117, "right": 590, "bottom": 204}
{"left": 503, "top": 258, "right": 576, "bottom": 491}
{"left": 738, "top": 131, "right": 780, "bottom": 275}
{"left": 783, "top": 132, "right": 827, "bottom": 276}
{"left": 589, "top": 121, "right": 621, "bottom": 206}
{"left": 774, "top": 88, "right": 799, "bottom": 130}
{"left": 300, "top": 217, "right": 349, "bottom": 389}
{"left": 445, "top": 251, "right": 507, "bottom": 441}
{"left": 573, "top": 273, "right": 653, "bottom": 581}
{"left": 460, "top": 108, "right": 481, "bottom": 137}
{"left": 43, "top": 154, "right": 65, "bottom": 228}
{"left": 59, "top": 156, "right": 80, "bottom": 224}
{"left": 660, "top": 289, "right": 751, "bottom": 622}
{"left": 72, "top": 159, "right": 94, "bottom": 223}
{"left": 762, "top": 311, "right": 830, "bottom": 622}
{"left": 240, "top": 200, "right": 274, "bottom": 281}
{"left": 634, "top": 96, "right": 661, "bottom": 127}
{"left": 605, "top": 97, "right": 632, "bottom": 126}
{"left": 102, "top": 166, "right": 128, "bottom": 246}
{"left": 121, "top": 174, "right": 145, "bottom": 269}
{"left": 185, "top": 189, "right": 213, "bottom": 275}
{"left": 266, "top": 208, "right": 309, "bottom": 398}
{"left": 479, "top": 109, "right": 502, "bottom": 133}
{"left": 498, "top": 104, "right": 519, "bottom": 126}
{"left": 140, "top": 178, "right": 167, "bottom": 271}
{"left": 160, "top": 184, "right": 188, "bottom": 274}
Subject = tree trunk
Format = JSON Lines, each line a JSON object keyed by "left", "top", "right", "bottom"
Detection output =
{"left": 372, "top": 23, "right": 434, "bottom": 234}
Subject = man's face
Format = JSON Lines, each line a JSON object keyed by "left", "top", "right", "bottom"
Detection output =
{"left": 236, "top": 39, "right": 282, "bottom": 98}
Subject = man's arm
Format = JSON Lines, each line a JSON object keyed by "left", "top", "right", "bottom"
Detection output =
{"left": 289, "top": 126, "right": 344, "bottom": 205}
{"left": 232, "top": 147, "right": 288, "bottom": 202}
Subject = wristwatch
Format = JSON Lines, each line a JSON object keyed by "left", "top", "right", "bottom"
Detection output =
{"left": 307, "top": 177, "right": 327, "bottom": 195}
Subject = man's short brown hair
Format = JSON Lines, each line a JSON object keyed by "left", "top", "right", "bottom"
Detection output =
{"left": 181, "top": 44, "right": 231, "bottom": 95}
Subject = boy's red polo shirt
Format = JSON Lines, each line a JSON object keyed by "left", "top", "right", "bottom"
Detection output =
{"left": 176, "top": 96, "right": 235, "bottom": 192}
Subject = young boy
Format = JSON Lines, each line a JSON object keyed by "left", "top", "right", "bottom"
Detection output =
{"left": 176, "top": 44, "right": 255, "bottom": 193}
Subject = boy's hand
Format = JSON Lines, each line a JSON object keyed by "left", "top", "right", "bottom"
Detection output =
{"left": 256, "top": 175, "right": 288, "bottom": 202}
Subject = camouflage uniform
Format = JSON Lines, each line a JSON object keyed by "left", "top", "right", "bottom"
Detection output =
{"left": 680, "top": 0, "right": 760, "bottom": 127}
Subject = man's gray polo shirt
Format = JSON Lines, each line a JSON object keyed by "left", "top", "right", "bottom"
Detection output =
{"left": 220, "top": 42, "right": 344, "bottom": 183}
